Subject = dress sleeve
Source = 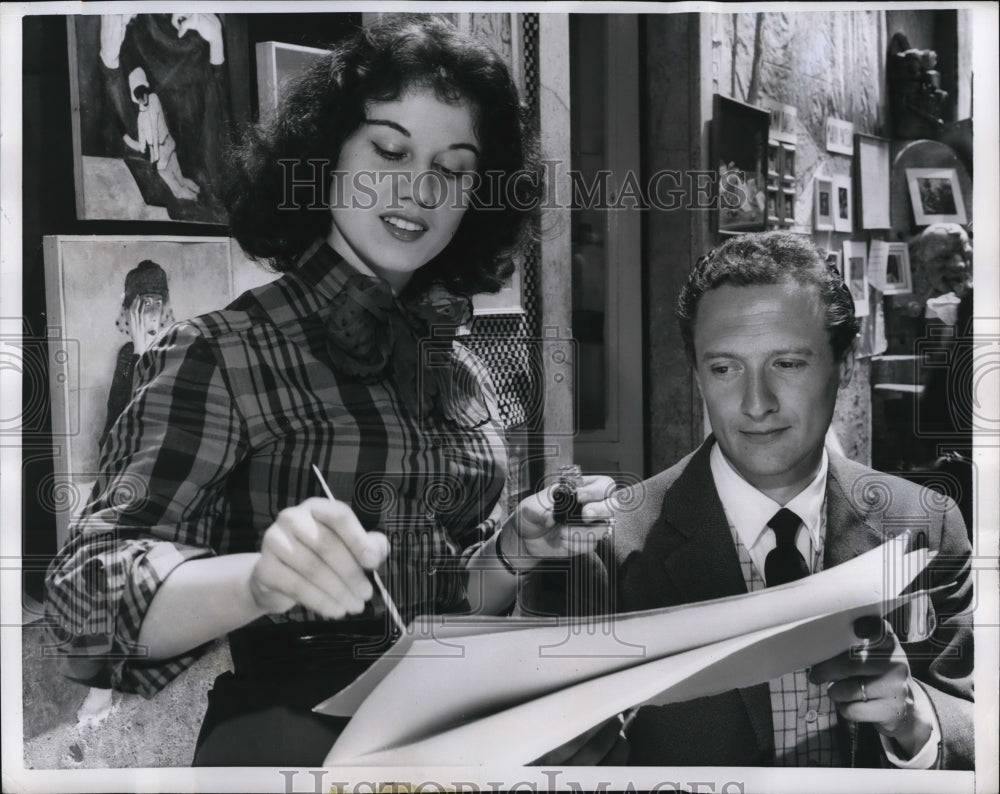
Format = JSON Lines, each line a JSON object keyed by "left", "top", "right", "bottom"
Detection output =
{"left": 44, "top": 321, "right": 248, "bottom": 697}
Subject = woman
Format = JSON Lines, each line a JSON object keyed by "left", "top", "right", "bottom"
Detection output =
{"left": 45, "top": 16, "right": 611, "bottom": 765}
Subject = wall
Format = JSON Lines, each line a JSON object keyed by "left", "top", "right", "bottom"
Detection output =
{"left": 642, "top": 13, "right": 711, "bottom": 475}
{"left": 707, "top": 9, "right": 893, "bottom": 464}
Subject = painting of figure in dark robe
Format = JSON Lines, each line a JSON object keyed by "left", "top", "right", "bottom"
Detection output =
{"left": 42, "top": 235, "right": 276, "bottom": 544}
{"left": 68, "top": 13, "right": 248, "bottom": 223}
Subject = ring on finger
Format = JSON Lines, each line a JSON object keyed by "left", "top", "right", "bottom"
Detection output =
{"left": 860, "top": 681, "right": 868, "bottom": 702}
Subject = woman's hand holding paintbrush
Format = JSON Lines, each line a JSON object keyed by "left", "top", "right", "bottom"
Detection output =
{"left": 247, "top": 469, "right": 390, "bottom": 622}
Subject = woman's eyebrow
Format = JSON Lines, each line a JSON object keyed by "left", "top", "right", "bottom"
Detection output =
{"left": 365, "top": 119, "right": 481, "bottom": 157}
{"left": 365, "top": 118, "right": 411, "bottom": 136}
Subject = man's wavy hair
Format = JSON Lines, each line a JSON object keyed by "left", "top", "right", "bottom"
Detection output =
{"left": 677, "top": 231, "right": 860, "bottom": 362}
{"left": 225, "top": 15, "right": 541, "bottom": 295}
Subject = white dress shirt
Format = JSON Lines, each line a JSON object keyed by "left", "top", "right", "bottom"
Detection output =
{"left": 708, "top": 441, "right": 941, "bottom": 769}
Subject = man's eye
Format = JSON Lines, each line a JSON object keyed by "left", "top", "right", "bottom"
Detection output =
{"left": 710, "top": 365, "right": 732, "bottom": 376}
{"left": 373, "top": 143, "right": 405, "bottom": 162}
{"left": 775, "top": 360, "right": 805, "bottom": 370}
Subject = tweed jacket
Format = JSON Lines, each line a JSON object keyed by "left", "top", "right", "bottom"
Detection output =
{"left": 520, "top": 438, "right": 974, "bottom": 769}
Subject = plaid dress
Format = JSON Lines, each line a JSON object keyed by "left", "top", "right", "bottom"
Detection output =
{"left": 44, "top": 242, "right": 508, "bottom": 697}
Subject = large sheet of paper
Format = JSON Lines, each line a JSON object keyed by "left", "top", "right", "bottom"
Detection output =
{"left": 320, "top": 536, "right": 929, "bottom": 765}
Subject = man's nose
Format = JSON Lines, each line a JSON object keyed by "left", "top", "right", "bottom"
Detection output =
{"left": 741, "top": 370, "right": 779, "bottom": 419}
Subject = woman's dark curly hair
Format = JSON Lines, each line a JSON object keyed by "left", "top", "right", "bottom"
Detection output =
{"left": 225, "top": 15, "right": 541, "bottom": 295}
{"left": 677, "top": 231, "right": 860, "bottom": 362}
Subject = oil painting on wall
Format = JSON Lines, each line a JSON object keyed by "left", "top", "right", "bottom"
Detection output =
{"left": 68, "top": 14, "right": 248, "bottom": 223}
{"left": 43, "top": 236, "right": 276, "bottom": 544}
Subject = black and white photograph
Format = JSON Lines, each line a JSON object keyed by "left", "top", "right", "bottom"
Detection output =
{"left": 2, "top": 4, "right": 996, "bottom": 794}
{"left": 842, "top": 240, "right": 870, "bottom": 318}
{"left": 906, "top": 167, "right": 968, "bottom": 225}
{"left": 814, "top": 175, "right": 835, "bottom": 231}
{"left": 834, "top": 174, "right": 853, "bottom": 232}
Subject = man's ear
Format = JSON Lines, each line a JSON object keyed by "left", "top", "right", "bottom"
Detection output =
{"left": 690, "top": 355, "right": 704, "bottom": 393}
{"left": 838, "top": 344, "right": 856, "bottom": 389}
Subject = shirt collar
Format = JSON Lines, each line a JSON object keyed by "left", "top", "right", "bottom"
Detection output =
{"left": 293, "top": 238, "right": 364, "bottom": 303}
{"left": 709, "top": 440, "right": 828, "bottom": 552}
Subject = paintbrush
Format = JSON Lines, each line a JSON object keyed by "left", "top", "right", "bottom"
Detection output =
{"left": 311, "top": 464, "right": 407, "bottom": 636}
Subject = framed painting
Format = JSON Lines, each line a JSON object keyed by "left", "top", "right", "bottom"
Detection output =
{"left": 42, "top": 236, "right": 277, "bottom": 544}
{"left": 814, "top": 176, "right": 834, "bottom": 231}
{"left": 67, "top": 14, "right": 250, "bottom": 223}
{"left": 854, "top": 133, "right": 891, "bottom": 229}
{"left": 833, "top": 174, "right": 853, "bottom": 232}
{"left": 712, "top": 95, "right": 769, "bottom": 233}
{"left": 842, "top": 240, "right": 869, "bottom": 317}
{"left": 256, "top": 41, "right": 329, "bottom": 121}
{"left": 906, "top": 167, "right": 967, "bottom": 225}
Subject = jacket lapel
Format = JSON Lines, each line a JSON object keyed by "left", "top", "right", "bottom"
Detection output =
{"left": 652, "top": 437, "right": 774, "bottom": 757}
{"left": 823, "top": 453, "right": 888, "bottom": 569}
{"left": 654, "top": 438, "right": 750, "bottom": 604}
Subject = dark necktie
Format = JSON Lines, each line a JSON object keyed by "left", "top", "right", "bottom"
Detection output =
{"left": 763, "top": 508, "right": 810, "bottom": 586}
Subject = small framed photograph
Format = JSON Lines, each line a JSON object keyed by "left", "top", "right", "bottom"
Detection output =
{"left": 825, "top": 249, "right": 842, "bottom": 276}
{"left": 781, "top": 143, "right": 796, "bottom": 183}
{"left": 766, "top": 189, "right": 779, "bottom": 222}
{"left": 868, "top": 239, "right": 912, "bottom": 296}
{"left": 782, "top": 189, "right": 795, "bottom": 225}
{"left": 905, "top": 167, "right": 967, "bottom": 225}
{"left": 712, "top": 94, "right": 770, "bottom": 233}
{"left": 883, "top": 243, "right": 913, "bottom": 295}
{"left": 842, "top": 240, "right": 870, "bottom": 317}
{"left": 767, "top": 143, "right": 780, "bottom": 176}
{"left": 833, "top": 174, "right": 853, "bottom": 232}
{"left": 825, "top": 117, "right": 854, "bottom": 155}
{"left": 814, "top": 177, "right": 834, "bottom": 231}
{"left": 854, "top": 133, "right": 891, "bottom": 229}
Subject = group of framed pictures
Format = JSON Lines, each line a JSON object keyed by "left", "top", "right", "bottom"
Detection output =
{"left": 813, "top": 174, "right": 852, "bottom": 233}
{"left": 766, "top": 140, "right": 797, "bottom": 227}
{"left": 853, "top": 134, "right": 968, "bottom": 229}
{"left": 831, "top": 237, "right": 912, "bottom": 326}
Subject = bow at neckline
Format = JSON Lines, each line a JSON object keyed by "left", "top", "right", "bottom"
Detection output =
{"left": 321, "top": 263, "right": 489, "bottom": 428}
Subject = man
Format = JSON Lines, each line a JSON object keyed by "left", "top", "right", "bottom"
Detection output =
{"left": 519, "top": 231, "right": 974, "bottom": 768}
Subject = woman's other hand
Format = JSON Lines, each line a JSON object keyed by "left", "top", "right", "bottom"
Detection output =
{"left": 501, "top": 475, "right": 617, "bottom": 569}
{"left": 250, "top": 497, "right": 389, "bottom": 619}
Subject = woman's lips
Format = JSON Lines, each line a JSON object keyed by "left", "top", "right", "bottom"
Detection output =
{"left": 381, "top": 214, "right": 427, "bottom": 242}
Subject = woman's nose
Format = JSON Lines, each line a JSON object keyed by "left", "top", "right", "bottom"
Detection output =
{"left": 399, "top": 170, "right": 444, "bottom": 209}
